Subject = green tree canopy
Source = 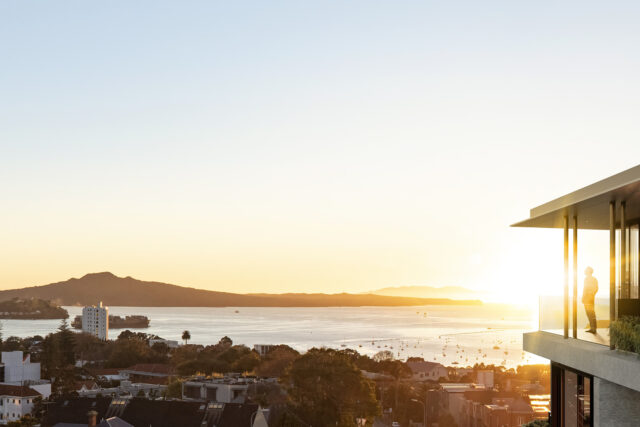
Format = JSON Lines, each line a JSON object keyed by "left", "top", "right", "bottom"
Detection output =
{"left": 285, "top": 348, "right": 380, "bottom": 427}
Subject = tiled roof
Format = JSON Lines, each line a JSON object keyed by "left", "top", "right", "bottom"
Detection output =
{"left": 0, "top": 384, "right": 41, "bottom": 397}
{"left": 76, "top": 381, "right": 99, "bottom": 391}
{"left": 45, "top": 397, "right": 113, "bottom": 425}
{"left": 120, "top": 399, "right": 205, "bottom": 427}
{"left": 46, "top": 397, "right": 261, "bottom": 427}
{"left": 216, "top": 403, "right": 261, "bottom": 427}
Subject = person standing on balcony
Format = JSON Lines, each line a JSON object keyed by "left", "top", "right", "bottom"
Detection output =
{"left": 582, "top": 266, "right": 598, "bottom": 334}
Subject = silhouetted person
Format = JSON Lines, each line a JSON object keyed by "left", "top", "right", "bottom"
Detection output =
{"left": 582, "top": 266, "right": 598, "bottom": 334}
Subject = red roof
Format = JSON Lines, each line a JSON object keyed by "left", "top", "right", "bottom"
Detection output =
{"left": 75, "top": 381, "right": 99, "bottom": 391}
{"left": 0, "top": 385, "right": 41, "bottom": 397}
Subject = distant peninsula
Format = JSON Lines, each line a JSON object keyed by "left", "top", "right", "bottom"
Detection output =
{"left": 0, "top": 272, "right": 482, "bottom": 308}
{"left": 371, "top": 285, "right": 487, "bottom": 300}
{"left": 0, "top": 297, "right": 69, "bottom": 319}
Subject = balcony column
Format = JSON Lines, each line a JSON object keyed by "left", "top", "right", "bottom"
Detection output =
{"left": 610, "top": 201, "right": 616, "bottom": 350}
{"left": 621, "top": 202, "right": 629, "bottom": 298}
{"left": 564, "top": 215, "right": 569, "bottom": 339}
{"left": 573, "top": 216, "right": 578, "bottom": 339}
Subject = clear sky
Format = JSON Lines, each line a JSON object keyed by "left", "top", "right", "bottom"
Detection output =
{"left": 2, "top": 1, "right": 640, "bottom": 298}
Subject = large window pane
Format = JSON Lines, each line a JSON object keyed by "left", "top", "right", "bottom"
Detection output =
{"left": 579, "top": 376, "right": 591, "bottom": 427}
{"left": 564, "top": 370, "right": 578, "bottom": 427}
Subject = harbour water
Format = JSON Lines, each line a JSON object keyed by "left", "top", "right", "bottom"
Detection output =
{"left": 0, "top": 304, "right": 543, "bottom": 368}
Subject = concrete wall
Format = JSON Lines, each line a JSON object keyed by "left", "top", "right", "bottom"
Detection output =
{"left": 594, "top": 378, "right": 640, "bottom": 427}
{"left": 524, "top": 331, "right": 640, "bottom": 392}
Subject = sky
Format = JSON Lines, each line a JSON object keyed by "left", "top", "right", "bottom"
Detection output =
{"left": 1, "top": 1, "right": 640, "bottom": 298}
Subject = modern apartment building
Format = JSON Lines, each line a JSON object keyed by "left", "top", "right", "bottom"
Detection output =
{"left": 0, "top": 351, "right": 51, "bottom": 399}
{"left": 0, "top": 351, "right": 52, "bottom": 425}
{"left": 513, "top": 164, "right": 640, "bottom": 426}
{"left": 82, "top": 301, "right": 109, "bottom": 340}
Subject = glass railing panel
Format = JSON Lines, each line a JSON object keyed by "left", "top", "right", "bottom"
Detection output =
{"left": 539, "top": 295, "right": 609, "bottom": 347}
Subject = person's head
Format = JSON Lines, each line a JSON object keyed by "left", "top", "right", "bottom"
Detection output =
{"left": 585, "top": 266, "right": 594, "bottom": 276}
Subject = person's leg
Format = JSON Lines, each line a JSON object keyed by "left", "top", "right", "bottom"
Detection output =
{"left": 585, "top": 304, "right": 597, "bottom": 333}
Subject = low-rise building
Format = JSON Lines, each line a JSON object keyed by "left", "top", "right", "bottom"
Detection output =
{"left": 0, "top": 351, "right": 51, "bottom": 399}
{"left": 46, "top": 397, "right": 272, "bottom": 427}
{"left": 76, "top": 380, "right": 166, "bottom": 399}
{"left": 182, "top": 377, "right": 257, "bottom": 403}
{"left": 475, "top": 370, "right": 494, "bottom": 389}
{"left": 148, "top": 338, "right": 179, "bottom": 349}
{"left": 407, "top": 360, "right": 448, "bottom": 382}
{"left": 0, "top": 384, "right": 41, "bottom": 425}
{"left": 118, "top": 364, "right": 175, "bottom": 385}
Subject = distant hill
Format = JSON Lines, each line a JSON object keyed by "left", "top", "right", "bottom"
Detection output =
{"left": 370, "top": 285, "right": 487, "bottom": 300}
{"left": 0, "top": 272, "right": 482, "bottom": 307}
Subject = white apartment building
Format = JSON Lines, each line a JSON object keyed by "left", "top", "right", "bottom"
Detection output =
{"left": 0, "top": 351, "right": 51, "bottom": 399}
{"left": 253, "top": 344, "right": 275, "bottom": 357}
{"left": 82, "top": 301, "right": 109, "bottom": 340}
{"left": 183, "top": 380, "right": 249, "bottom": 403}
{"left": 0, "top": 351, "right": 51, "bottom": 425}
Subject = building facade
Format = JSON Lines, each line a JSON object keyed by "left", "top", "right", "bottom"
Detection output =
{"left": 0, "top": 385, "right": 41, "bottom": 425}
{"left": 82, "top": 301, "right": 109, "bottom": 340}
{"left": 514, "top": 164, "right": 640, "bottom": 426}
{"left": 0, "top": 351, "right": 51, "bottom": 399}
{"left": 407, "top": 360, "right": 449, "bottom": 382}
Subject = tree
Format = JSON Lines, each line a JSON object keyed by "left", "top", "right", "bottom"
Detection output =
{"left": 58, "top": 319, "right": 76, "bottom": 366}
{"left": 256, "top": 345, "right": 299, "bottom": 377}
{"left": 7, "top": 415, "right": 37, "bottom": 427}
{"left": 106, "top": 338, "right": 151, "bottom": 368}
{"left": 285, "top": 348, "right": 380, "bottom": 426}
{"left": 523, "top": 421, "right": 549, "bottom": 427}
{"left": 218, "top": 336, "right": 232, "bottom": 347}
{"left": 182, "top": 330, "right": 191, "bottom": 345}
{"left": 164, "top": 379, "right": 183, "bottom": 399}
{"left": 373, "top": 350, "right": 394, "bottom": 362}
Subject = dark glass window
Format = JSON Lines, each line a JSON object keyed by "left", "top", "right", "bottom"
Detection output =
{"left": 552, "top": 363, "right": 593, "bottom": 427}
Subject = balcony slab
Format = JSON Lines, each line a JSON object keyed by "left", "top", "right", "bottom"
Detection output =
{"left": 523, "top": 331, "right": 640, "bottom": 392}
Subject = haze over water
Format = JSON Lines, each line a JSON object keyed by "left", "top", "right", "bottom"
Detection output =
{"left": 3, "top": 304, "right": 544, "bottom": 368}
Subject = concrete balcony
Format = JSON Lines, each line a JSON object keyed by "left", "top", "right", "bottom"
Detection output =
{"left": 523, "top": 331, "right": 640, "bottom": 393}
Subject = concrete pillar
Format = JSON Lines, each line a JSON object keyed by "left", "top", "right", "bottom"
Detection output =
{"left": 610, "top": 202, "right": 616, "bottom": 350}
{"left": 573, "top": 216, "right": 578, "bottom": 339}
{"left": 564, "top": 215, "right": 569, "bottom": 339}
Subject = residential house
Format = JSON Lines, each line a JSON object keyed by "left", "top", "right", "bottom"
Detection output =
{"left": 407, "top": 360, "right": 448, "bottom": 382}
{"left": 0, "top": 384, "right": 41, "bottom": 425}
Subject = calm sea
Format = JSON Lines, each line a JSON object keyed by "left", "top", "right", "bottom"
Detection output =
{"left": 0, "top": 304, "right": 543, "bottom": 368}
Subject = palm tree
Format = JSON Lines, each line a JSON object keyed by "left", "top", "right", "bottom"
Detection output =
{"left": 182, "top": 330, "right": 191, "bottom": 345}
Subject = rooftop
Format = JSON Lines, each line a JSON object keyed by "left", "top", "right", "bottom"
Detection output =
{"left": 0, "top": 384, "right": 41, "bottom": 397}
{"left": 512, "top": 164, "right": 640, "bottom": 229}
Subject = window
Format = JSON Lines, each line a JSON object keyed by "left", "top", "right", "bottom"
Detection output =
{"left": 552, "top": 363, "right": 592, "bottom": 427}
